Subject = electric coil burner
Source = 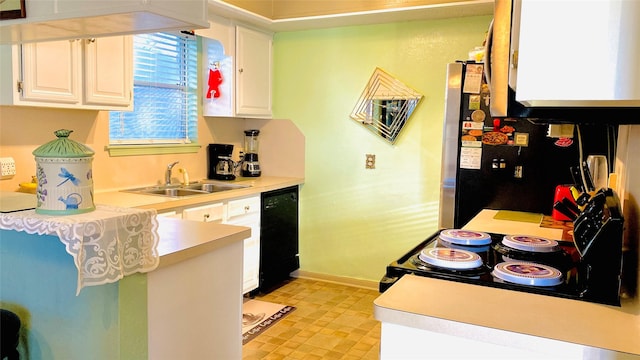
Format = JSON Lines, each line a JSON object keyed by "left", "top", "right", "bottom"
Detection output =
{"left": 439, "top": 229, "right": 492, "bottom": 246}
{"left": 418, "top": 248, "right": 483, "bottom": 270}
{"left": 501, "top": 235, "right": 559, "bottom": 253}
{"left": 492, "top": 261, "right": 564, "bottom": 287}
{"left": 380, "top": 188, "right": 625, "bottom": 306}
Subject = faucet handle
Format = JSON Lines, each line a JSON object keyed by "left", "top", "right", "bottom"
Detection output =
{"left": 179, "top": 168, "right": 190, "bottom": 186}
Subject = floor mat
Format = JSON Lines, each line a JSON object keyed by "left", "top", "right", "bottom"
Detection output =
{"left": 242, "top": 299, "right": 296, "bottom": 345}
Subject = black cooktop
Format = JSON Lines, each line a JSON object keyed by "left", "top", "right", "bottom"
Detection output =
{"left": 381, "top": 189, "right": 625, "bottom": 306}
{"left": 379, "top": 230, "right": 613, "bottom": 304}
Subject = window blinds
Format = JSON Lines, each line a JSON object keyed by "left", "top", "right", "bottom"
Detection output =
{"left": 109, "top": 32, "right": 197, "bottom": 144}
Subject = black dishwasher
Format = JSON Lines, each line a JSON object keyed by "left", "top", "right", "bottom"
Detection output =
{"left": 259, "top": 185, "right": 299, "bottom": 293}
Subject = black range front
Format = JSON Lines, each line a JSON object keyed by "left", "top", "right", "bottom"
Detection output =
{"left": 380, "top": 189, "right": 625, "bottom": 306}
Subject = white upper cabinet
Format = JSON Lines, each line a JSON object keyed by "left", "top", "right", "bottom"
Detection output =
{"left": 199, "top": 17, "right": 236, "bottom": 117}
{"left": 514, "top": 0, "right": 640, "bottom": 107}
{"left": 84, "top": 36, "right": 133, "bottom": 107}
{"left": 0, "top": 0, "right": 207, "bottom": 44}
{"left": 0, "top": 36, "right": 133, "bottom": 110}
{"left": 235, "top": 25, "right": 273, "bottom": 118}
{"left": 197, "top": 19, "right": 272, "bottom": 118}
{"left": 19, "top": 39, "right": 82, "bottom": 104}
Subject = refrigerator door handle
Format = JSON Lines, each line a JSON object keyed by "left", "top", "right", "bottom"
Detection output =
{"left": 483, "top": 18, "right": 494, "bottom": 88}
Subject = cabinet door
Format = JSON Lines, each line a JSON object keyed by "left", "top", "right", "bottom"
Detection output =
{"left": 515, "top": 0, "right": 640, "bottom": 106}
{"left": 198, "top": 17, "right": 235, "bottom": 117}
{"left": 84, "top": 36, "right": 133, "bottom": 108}
{"left": 182, "top": 203, "right": 225, "bottom": 223}
{"left": 225, "top": 196, "right": 261, "bottom": 294}
{"left": 235, "top": 26, "right": 272, "bottom": 118}
{"left": 20, "top": 39, "right": 81, "bottom": 104}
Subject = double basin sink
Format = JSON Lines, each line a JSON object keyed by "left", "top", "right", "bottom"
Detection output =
{"left": 123, "top": 181, "right": 249, "bottom": 198}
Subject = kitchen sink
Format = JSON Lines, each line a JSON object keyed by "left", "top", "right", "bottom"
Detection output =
{"left": 182, "top": 183, "right": 248, "bottom": 193}
{"left": 141, "top": 188, "right": 209, "bottom": 197}
{"left": 122, "top": 181, "right": 250, "bottom": 198}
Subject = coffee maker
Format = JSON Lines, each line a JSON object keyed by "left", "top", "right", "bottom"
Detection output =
{"left": 241, "top": 130, "right": 261, "bottom": 177}
{"left": 208, "top": 143, "right": 236, "bottom": 180}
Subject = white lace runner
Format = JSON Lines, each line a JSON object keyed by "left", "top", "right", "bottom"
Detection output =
{"left": 0, "top": 205, "right": 159, "bottom": 295}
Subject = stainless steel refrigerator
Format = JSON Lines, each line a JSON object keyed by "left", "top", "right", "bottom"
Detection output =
{"left": 438, "top": 62, "right": 616, "bottom": 229}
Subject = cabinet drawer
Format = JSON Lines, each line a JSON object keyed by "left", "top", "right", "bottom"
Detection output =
{"left": 182, "top": 203, "right": 224, "bottom": 223}
{"left": 157, "top": 211, "right": 182, "bottom": 219}
{"left": 227, "top": 196, "right": 260, "bottom": 220}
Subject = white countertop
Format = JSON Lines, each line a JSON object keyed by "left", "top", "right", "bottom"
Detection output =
{"left": 0, "top": 177, "right": 299, "bottom": 299}
{"left": 155, "top": 217, "right": 251, "bottom": 269}
{"left": 374, "top": 209, "right": 640, "bottom": 356}
{"left": 96, "top": 176, "right": 303, "bottom": 268}
{"left": 463, "top": 209, "right": 563, "bottom": 239}
{"left": 375, "top": 275, "right": 640, "bottom": 356}
{"left": 94, "top": 176, "right": 303, "bottom": 211}
{"left": 0, "top": 177, "right": 302, "bottom": 279}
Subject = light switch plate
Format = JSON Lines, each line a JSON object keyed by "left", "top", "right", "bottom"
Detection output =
{"left": 0, "top": 157, "right": 16, "bottom": 179}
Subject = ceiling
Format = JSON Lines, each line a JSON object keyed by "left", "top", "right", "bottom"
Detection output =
{"left": 210, "top": 0, "right": 494, "bottom": 32}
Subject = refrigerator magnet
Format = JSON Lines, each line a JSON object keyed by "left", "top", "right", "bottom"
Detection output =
{"left": 514, "top": 133, "right": 529, "bottom": 146}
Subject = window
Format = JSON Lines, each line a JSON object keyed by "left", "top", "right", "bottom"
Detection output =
{"left": 108, "top": 32, "right": 199, "bottom": 156}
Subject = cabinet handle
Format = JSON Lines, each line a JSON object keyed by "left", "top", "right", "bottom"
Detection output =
{"left": 204, "top": 213, "right": 210, "bottom": 221}
{"left": 238, "top": 68, "right": 244, "bottom": 73}
{"left": 244, "top": 205, "right": 250, "bottom": 212}
{"left": 87, "top": 38, "right": 96, "bottom": 44}
{"left": 511, "top": 49, "right": 519, "bottom": 69}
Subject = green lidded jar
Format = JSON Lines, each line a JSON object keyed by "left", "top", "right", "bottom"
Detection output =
{"left": 32, "top": 129, "right": 95, "bottom": 215}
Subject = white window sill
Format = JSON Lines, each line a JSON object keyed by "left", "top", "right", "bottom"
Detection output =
{"left": 106, "top": 144, "right": 201, "bottom": 157}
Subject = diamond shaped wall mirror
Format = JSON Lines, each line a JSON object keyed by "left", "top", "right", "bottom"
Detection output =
{"left": 350, "top": 68, "right": 423, "bottom": 144}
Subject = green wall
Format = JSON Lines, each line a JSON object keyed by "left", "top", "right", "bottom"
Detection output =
{"left": 272, "top": 16, "right": 492, "bottom": 283}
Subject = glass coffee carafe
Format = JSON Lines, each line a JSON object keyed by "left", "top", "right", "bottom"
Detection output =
{"left": 215, "top": 155, "right": 236, "bottom": 179}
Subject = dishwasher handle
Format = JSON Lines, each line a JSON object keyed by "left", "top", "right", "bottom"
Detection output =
{"left": 263, "top": 192, "right": 297, "bottom": 210}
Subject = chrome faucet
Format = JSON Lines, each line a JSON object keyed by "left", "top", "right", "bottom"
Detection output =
{"left": 165, "top": 161, "right": 179, "bottom": 185}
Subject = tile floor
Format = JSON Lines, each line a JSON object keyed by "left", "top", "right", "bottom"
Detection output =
{"left": 242, "top": 278, "right": 381, "bottom": 360}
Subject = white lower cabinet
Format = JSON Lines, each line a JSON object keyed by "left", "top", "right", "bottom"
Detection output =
{"left": 225, "top": 196, "right": 260, "bottom": 294}
{"left": 182, "top": 202, "right": 224, "bottom": 223}
{"left": 156, "top": 210, "right": 182, "bottom": 219}
{"left": 181, "top": 195, "right": 260, "bottom": 294}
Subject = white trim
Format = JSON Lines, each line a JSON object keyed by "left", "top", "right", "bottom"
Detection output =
{"left": 105, "top": 143, "right": 201, "bottom": 157}
{"left": 292, "top": 270, "right": 379, "bottom": 291}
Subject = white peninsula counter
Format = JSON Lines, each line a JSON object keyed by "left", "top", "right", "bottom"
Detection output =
{"left": 374, "top": 210, "right": 640, "bottom": 359}
{"left": 148, "top": 217, "right": 251, "bottom": 360}
{"left": 0, "top": 176, "right": 302, "bottom": 358}
{"left": 0, "top": 210, "right": 250, "bottom": 359}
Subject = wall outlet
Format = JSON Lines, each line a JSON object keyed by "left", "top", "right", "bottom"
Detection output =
{"left": 365, "top": 154, "right": 375, "bottom": 169}
{"left": 0, "top": 157, "right": 16, "bottom": 179}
